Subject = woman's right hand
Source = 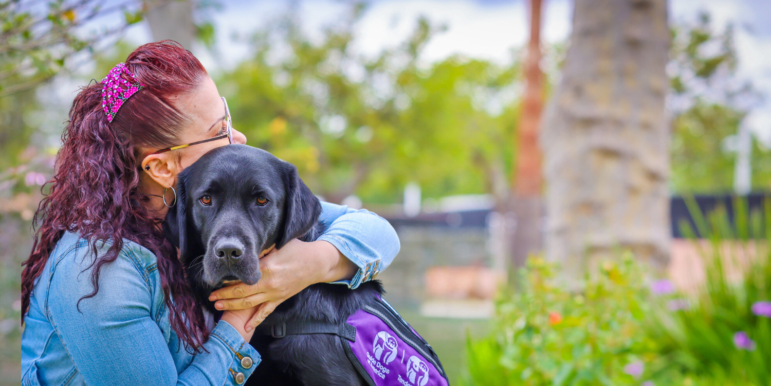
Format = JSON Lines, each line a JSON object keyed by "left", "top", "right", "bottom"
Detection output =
{"left": 220, "top": 307, "right": 259, "bottom": 342}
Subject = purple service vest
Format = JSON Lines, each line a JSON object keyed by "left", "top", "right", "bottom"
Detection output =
{"left": 342, "top": 297, "right": 449, "bottom": 386}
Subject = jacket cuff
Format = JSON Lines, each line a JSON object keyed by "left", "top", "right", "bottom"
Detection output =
{"left": 317, "top": 234, "right": 381, "bottom": 289}
{"left": 210, "top": 321, "right": 261, "bottom": 385}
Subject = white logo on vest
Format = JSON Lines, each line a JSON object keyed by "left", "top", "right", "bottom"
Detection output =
{"left": 373, "top": 331, "right": 398, "bottom": 364}
{"left": 367, "top": 331, "right": 399, "bottom": 379}
{"left": 397, "top": 356, "right": 429, "bottom": 386}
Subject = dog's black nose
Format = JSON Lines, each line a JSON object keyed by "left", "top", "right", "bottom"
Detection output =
{"left": 215, "top": 239, "right": 244, "bottom": 260}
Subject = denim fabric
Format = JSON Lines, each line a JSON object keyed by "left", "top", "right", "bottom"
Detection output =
{"left": 21, "top": 201, "right": 400, "bottom": 385}
{"left": 317, "top": 201, "right": 401, "bottom": 289}
{"left": 21, "top": 231, "right": 260, "bottom": 386}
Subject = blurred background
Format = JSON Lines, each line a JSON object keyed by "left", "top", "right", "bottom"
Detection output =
{"left": 2, "top": 0, "right": 770, "bottom": 384}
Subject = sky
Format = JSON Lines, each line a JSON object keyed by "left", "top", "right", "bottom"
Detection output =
{"left": 81, "top": 0, "right": 771, "bottom": 144}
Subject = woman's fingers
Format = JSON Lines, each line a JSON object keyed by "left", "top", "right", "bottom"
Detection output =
{"left": 214, "top": 292, "right": 270, "bottom": 311}
{"left": 209, "top": 281, "right": 262, "bottom": 301}
{"left": 245, "top": 301, "right": 278, "bottom": 332}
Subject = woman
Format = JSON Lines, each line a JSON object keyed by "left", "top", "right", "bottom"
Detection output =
{"left": 20, "top": 41, "right": 400, "bottom": 386}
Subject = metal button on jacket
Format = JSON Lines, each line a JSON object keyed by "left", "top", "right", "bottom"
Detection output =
{"left": 241, "top": 356, "right": 253, "bottom": 369}
{"left": 235, "top": 372, "right": 245, "bottom": 384}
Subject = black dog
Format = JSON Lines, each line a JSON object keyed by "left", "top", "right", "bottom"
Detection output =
{"left": 164, "top": 144, "right": 382, "bottom": 385}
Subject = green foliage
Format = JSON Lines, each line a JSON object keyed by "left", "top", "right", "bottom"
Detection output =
{"left": 646, "top": 198, "right": 771, "bottom": 385}
{"left": 668, "top": 13, "right": 771, "bottom": 193}
{"left": 670, "top": 102, "right": 771, "bottom": 192}
{"left": 463, "top": 256, "right": 660, "bottom": 385}
{"left": 0, "top": 0, "right": 149, "bottom": 97}
{"left": 0, "top": 0, "right": 163, "bottom": 173}
{"left": 463, "top": 198, "right": 771, "bottom": 385}
{"left": 217, "top": 10, "right": 522, "bottom": 203}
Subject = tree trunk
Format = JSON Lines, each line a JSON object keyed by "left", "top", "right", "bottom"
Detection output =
{"left": 541, "top": 0, "right": 671, "bottom": 279}
{"left": 144, "top": 0, "right": 195, "bottom": 49}
{"left": 510, "top": 0, "right": 545, "bottom": 268}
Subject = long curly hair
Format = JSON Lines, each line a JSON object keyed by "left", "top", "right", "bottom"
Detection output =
{"left": 21, "top": 41, "right": 210, "bottom": 351}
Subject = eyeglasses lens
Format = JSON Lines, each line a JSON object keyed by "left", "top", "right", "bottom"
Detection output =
{"left": 223, "top": 97, "right": 233, "bottom": 145}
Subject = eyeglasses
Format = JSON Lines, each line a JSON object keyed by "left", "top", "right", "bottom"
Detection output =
{"left": 151, "top": 97, "right": 234, "bottom": 154}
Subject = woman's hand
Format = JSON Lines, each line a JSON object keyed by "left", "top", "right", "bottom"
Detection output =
{"left": 208, "top": 238, "right": 358, "bottom": 332}
{"left": 220, "top": 307, "right": 258, "bottom": 342}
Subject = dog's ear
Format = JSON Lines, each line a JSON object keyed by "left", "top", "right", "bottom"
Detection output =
{"left": 276, "top": 161, "right": 321, "bottom": 249}
{"left": 162, "top": 173, "right": 189, "bottom": 260}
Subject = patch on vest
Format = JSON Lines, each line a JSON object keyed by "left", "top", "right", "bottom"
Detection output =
{"left": 344, "top": 297, "right": 448, "bottom": 386}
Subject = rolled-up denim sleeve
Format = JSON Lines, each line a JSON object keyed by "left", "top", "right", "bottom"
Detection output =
{"left": 47, "top": 250, "right": 260, "bottom": 386}
{"left": 315, "top": 201, "right": 401, "bottom": 289}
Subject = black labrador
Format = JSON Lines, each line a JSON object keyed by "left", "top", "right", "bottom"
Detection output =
{"left": 163, "top": 144, "right": 382, "bottom": 385}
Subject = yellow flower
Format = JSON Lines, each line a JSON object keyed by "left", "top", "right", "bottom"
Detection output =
{"left": 63, "top": 9, "right": 76, "bottom": 22}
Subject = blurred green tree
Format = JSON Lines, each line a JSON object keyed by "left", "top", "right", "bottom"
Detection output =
{"left": 0, "top": 0, "right": 151, "bottom": 172}
{"left": 669, "top": 13, "right": 771, "bottom": 193}
{"left": 218, "top": 7, "right": 522, "bottom": 205}
{"left": 0, "top": 0, "right": 148, "bottom": 97}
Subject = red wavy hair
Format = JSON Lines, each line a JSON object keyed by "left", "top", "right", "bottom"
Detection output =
{"left": 21, "top": 41, "right": 210, "bottom": 351}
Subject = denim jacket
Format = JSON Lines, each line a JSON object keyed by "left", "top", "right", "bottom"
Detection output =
{"left": 21, "top": 201, "right": 400, "bottom": 386}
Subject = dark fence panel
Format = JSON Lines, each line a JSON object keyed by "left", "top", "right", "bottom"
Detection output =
{"left": 381, "top": 193, "right": 770, "bottom": 239}
{"left": 669, "top": 192, "right": 769, "bottom": 238}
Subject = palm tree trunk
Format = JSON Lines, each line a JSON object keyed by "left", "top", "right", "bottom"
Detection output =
{"left": 510, "top": 0, "right": 545, "bottom": 268}
{"left": 541, "top": 0, "right": 671, "bottom": 279}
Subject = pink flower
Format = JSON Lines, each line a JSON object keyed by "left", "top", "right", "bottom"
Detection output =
{"left": 623, "top": 361, "right": 644, "bottom": 378}
{"left": 650, "top": 280, "right": 675, "bottom": 295}
{"left": 667, "top": 299, "right": 690, "bottom": 311}
{"left": 751, "top": 301, "right": 771, "bottom": 318}
{"left": 734, "top": 331, "right": 755, "bottom": 350}
{"left": 25, "top": 172, "right": 46, "bottom": 186}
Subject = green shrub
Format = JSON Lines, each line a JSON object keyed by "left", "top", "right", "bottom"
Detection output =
{"left": 645, "top": 198, "right": 771, "bottom": 385}
{"left": 462, "top": 255, "right": 662, "bottom": 385}
{"left": 462, "top": 197, "right": 771, "bottom": 386}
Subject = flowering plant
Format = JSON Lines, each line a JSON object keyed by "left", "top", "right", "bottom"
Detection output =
{"left": 462, "top": 198, "right": 770, "bottom": 385}
{"left": 645, "top": 198, "right": 771, "bottom": 384}
{"left": 462, "top": 255, "right": 663, "bottom": 385}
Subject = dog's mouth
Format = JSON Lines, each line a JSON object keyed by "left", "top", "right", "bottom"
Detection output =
{"left": 209, "top": 244, "right": 276, "bottom": 289}
{"left": 259, "top": 244, "right": 275, "bottom": 259}
{"left": 219, "top": 275, "right": 241, "bottom": 286}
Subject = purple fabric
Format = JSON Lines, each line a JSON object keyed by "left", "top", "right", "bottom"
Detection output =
{"left": 346, "top": 309, "right": 448, "bottom": 386}
{"left": 377, "top": 296, "right": 426, "bottom": 341}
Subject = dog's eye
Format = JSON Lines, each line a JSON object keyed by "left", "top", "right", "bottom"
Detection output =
{"left": 256, "top": 196, "right": 269, "bottom": 206}
{"left": 200, "top": 195, "right": 212, "bottom": 206}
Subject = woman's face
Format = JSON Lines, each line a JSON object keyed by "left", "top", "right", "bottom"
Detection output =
{"left": 170, "top": 75, "right": 248, "bottom": 169}
{"left": 140, "top": 75, "right": 247, "bottom": 187}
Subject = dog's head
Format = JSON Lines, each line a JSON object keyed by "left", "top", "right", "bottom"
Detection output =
{"left": 163, "top": 144, "right": 321, "bottom": 304}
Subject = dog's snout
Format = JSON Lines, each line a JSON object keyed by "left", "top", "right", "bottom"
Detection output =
{"left": 215, "top": 239, "right": 244, "bottom": 260}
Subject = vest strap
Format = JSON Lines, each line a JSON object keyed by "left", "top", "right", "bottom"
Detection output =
{"left": 258, "top": 320, "right": 357, "bottom": 342}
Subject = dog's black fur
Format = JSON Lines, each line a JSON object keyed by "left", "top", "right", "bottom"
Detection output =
{"left": 163, "top": 145, "right": 382, "bottom": 385}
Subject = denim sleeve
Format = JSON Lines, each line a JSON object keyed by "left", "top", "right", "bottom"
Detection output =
{"left": 315, "top": 201, "right": 401, "bottom": 289}
{"left": 46, "top": 249, "right": 260, "bottom": 386}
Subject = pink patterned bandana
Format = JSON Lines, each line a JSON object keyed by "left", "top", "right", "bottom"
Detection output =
{"left": 101, "top": 63, "right": 144, "bottom": 122}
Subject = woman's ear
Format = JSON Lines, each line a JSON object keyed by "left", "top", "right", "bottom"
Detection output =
{"left": 141, "top": 153, "right": 181, "bottom": 188}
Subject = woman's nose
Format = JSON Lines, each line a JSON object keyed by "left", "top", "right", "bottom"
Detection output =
{"left": 233, "top": 128, "right": 247, "bottom": 144}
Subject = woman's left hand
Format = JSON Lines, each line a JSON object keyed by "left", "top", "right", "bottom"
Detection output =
{"left": 208, "top": 238, "right": 357, "bottom": 332}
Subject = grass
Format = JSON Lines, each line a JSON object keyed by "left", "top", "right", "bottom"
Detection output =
{"left": 393, "top": 309, "right": 490, "bottom": 384}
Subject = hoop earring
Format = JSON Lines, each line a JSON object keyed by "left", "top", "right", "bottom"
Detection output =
{"left": 163, "top": 186, "right": 177, "bottom": 208}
